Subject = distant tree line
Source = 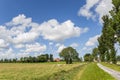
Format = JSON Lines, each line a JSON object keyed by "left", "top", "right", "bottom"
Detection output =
{"left": 84, "top": 53, "right": 93, "bottom": 62}
{"left": 0, "top": 54, "right": 54, "bottom": 63}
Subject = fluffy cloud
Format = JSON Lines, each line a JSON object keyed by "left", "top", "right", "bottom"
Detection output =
{"left": 78, "top": 0, "right": 100, "bottom": 19}
{"left": 16, "top": 52, "right": 30, "bottom": 58}
{"left": 79, "top": 46, "right": 93, "bottom": 57}
{"left": 57, "top": 44, "right": 66, "bottom": 53}
{"left": 0, "top": 14, "right": 88, "bottom": 59}
{"left": 0, "top": 26, "right": 12, "bottom": 42}
{"left": 49, "top": 42, "right": 53, "bottom": 45}
{"left": 0, "top": 39, "right": 8, "bottom": 48}
{"left": 78, "top": 0, "right": 113, "bottom": 23}
{"left": 95, "top": 0, "right": 113, "bottom": 23}
{"left": 0, "top": 48, "right": 15, "bottom": 59}
{"left": 14, "top": 44, "right": 25, "bottom": 48}
{"left": 0, "top": 48, "right": 31, "bottom": 59}
{"left": 85, "top": 35, "right": 100, "bottom": 46}
{"left": 70, "top": 43, "right": 79, "bottom": 48}
{"left": 55, "top": 43, "right": 61, "bottom": 47}
{"left": 12, "top": 32, "right": 39, "bottom": 44}
{"left": 56, "top": 43, "right": 79, "bottom": 53}
{"left": 6, "top": 14, "right": 32, "bottom": 26}
{"left": 5, "top": 14, "right": 88, "bottom": 43}
{"left": 39, "top": 19, "right": 88, "bottom": 41}
{"left": 25, "top": 43, "right": 46, "bottom": 53}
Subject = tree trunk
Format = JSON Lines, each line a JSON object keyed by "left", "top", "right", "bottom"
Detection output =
{"left": 69, "top": 58, "right": 72, "bottom": 64}
{"left": 65, "top": 58, "right": 69, "bottom": 64}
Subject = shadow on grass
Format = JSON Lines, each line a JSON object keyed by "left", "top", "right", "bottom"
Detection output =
{"left": 40, "top": 64, "right": 85, "bottom": 80}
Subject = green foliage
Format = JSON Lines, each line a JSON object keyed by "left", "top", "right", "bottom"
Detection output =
{"left": 97, "top": 0, "right": 120, "bottom": 64}
{"left": 37, "top": 55, "right": 47, "bottom": 62}
{"left": 105, "top": 51, "right": 110, "bottom": 62}
{"left": 92, "top": 47, "right": 99, "bottom": 61}
{"left": 98, "top": 15, "right": 117, "bottom": 63}
{"left": 111, "top": 0, "right": 120, "bottom": 43}
{"left": 0, "top": 54, "right": 53, "bottom": 63}
{"left": 50, "top": 54, "right": 54, "bottom": 62}
{"left": 117, "top": 55, "right": 120, "bottom": 61}
{"left": 59, "top": 47, "right": 79, "bottom": 64}
{"left": 84, "top": 53, "right": 93, "bottom": 62}
{"left": 45, "top": 54, "right": 49, "bottom": 61}
{"left": 112, "top": 0, "right": 120, "bottom": 12}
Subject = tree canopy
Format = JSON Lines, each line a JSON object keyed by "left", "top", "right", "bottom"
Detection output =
{"left": 59, "top": 47, "right": 79, "bottom": 64}
{"left": 92, "top": 47, "right": 99, "bottom": 61}
{"left": 84, "top": 53, "right": 93, "bottom": 62}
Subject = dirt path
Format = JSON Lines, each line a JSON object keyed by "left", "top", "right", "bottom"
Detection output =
{"left": 97, "top": 63, "right": 120, "bottom": 80}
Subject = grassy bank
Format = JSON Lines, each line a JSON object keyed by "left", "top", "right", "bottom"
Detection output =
{"left": 47, "top": 64, "right": 86, "bottom": 80}
{"left": 101, "top": 62, "right": 120, "bottom": 72}
{"left": 79, "top": 63, "right": 115, "bottom": 80}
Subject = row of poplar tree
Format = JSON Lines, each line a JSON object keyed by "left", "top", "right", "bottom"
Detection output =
{"left": 0, "top": 54, "right": 54, "bottom": 63}
{"left": 92, "top": 0, "right": 120, "bottom": 64}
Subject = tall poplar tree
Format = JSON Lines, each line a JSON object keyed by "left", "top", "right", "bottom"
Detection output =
{"left": 98, "top": 0, "right": 120, "bottom": 64}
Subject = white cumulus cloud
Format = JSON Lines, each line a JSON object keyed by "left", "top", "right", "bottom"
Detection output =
{"left": 0, "top": 48, "right": 15, "bottom": 59}
{"left": 12, "top": 32, "right": 39, "bottom": 44}
{"left": 78, "top": 0, "right": 100, "bottom": 19}
{"left": 0, "top": 39, "right": 9, "bottom": 48}
{"left": 95, "top": 0, "right": 113, "bottom": 23}
{"left": 70, "top": 43, "right": 79, "bottom": 48}
{"left": 38, "top": 19, "right": 88, "bottom": 42}
{"left": 0, "top": 14, "right": 89, "bottom": 59}
{"left": 78, "top": 0, "right": 113, "bottom": 23}
{"left": 14, "top": 44, "right": 25, "bottom": 48}
{"left": 6, "top": 14, "right": 32, "bottom": 26}
{"left": 85, "top": 35, "right": 100, "bottom": 46}
{"left": 25, "top": 43, "right": 46, "bottom": 53}
{"left": 57, "top": 44, "right": 66, "bottom": 53}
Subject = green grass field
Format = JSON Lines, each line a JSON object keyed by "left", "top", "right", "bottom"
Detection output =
{"left": 0, "top": 63, "right": 84, "bottom": 80}
{"left": 79, "top": 63, "right": 115, "bottom": 80}
{"left": 101, "top": 62, "right": 120, "bottom": 72}
{"left": 117, "top": 61, "right": 120, "bottom": 65}
{"left": 0, "top": 62, "right": 116, "bottom": 80}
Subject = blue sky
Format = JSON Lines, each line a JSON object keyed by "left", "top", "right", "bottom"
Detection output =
{"left": 0, "top": 0, "right": 117, "bottom": 59}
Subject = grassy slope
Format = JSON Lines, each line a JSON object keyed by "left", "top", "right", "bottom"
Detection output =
{"left": 79, "top": 63, "right": 115, "bottom": 80}
{"left": 101, "top": 62, "right": 120, "bottom": 72}
{"left": 0, "top": 63, "right": 82, "bottom": 80}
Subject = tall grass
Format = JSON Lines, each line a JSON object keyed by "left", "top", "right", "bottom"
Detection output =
{"left": 48, "top": 64, "right": 85, "bottom": 80}
{"left": 79, "top": 63, "right": 115, "bottom": 80}
{"left": 0, "top": 63, "right": 82, "bottom": 80}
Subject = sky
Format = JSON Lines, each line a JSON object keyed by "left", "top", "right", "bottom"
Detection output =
{"left": 0, "top": 0, "right": 118, "bottom": 59}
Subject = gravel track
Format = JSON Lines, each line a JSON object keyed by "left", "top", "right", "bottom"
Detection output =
{"left": 97, "top": 63, "right": 120, "bottom": 80}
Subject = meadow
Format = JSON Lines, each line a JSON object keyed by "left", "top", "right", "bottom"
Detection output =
{"left": 0, "top": 62, "right": 116, "bottom": 80}
{"left": 0, "top": 62, "right": 84, "bottom": 80}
